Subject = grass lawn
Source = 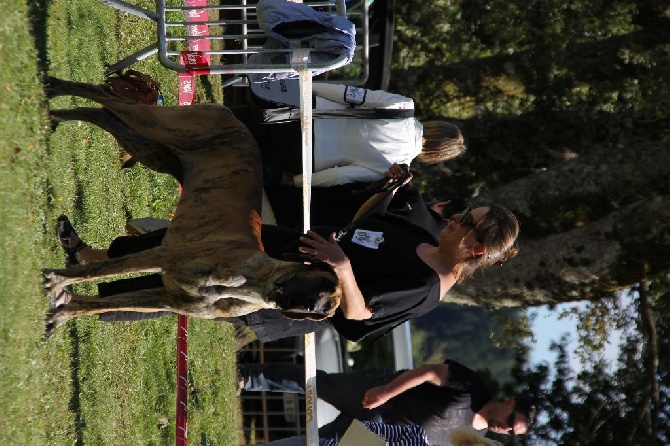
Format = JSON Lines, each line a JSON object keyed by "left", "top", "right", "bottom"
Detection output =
{"left": 1, "top": 1, "right": 239, "bottom": 444}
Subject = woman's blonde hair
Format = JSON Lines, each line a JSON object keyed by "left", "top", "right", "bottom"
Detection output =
{"left": 417, "top": 121, "right": 466, "bottom": 163}
{"left": 456, "top": 204, "right": 520, "bottom": 283}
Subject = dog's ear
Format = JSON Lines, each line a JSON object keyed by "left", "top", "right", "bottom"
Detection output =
{"left": 280, "top": 310, "right": 330, "bottom": 321}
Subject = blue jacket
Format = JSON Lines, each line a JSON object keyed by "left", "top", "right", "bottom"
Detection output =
{"left": 253, "top": 0, "right": 356, "bottom": 79}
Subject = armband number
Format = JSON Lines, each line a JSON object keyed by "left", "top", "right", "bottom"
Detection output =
{"left": 344, "top": 86, "right": 367, "bottom": 105}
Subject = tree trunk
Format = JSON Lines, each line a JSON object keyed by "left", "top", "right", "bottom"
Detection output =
{"left": 472, "top": 141, "right": 670, "bottom": 236}
{"left": 445, "top": 195, "right": 670, "bottom": 307}
{"left": 638, "top": 280, "right": 659, "bottom": 444}
{"left": 398, "top": 19, "right": 670, "bottom": 200}
{"left": 414, "top": 108, "right": 670, "bottom": 199}
{"left": 442, "top": 142, "right": 670, "bottom": 307}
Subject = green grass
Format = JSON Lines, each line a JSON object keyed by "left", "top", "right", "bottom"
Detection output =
{"left": 1, "top": 1, "right": 238, "bottom": 444}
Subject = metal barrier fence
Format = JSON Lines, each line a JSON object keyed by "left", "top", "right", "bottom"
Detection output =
{"left": 102, "top": 0, "right": 369, "bottom": 84}
{"left": 240, "top": 340, "right": 309, "bottom": 443}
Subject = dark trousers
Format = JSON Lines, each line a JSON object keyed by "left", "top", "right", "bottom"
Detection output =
{"left": 229, "top": 105, "right": 303, "bottom": 172}
{"left": 264, "top": 183, "right": 374, "bottom": 231}
{"left": 100, "top": 228, "right": 167, "bottom": 297}
{"left": 240, "top": 363, "right": 397, "bottom": 437}
{"left": 230, "top": 105, "right": 378, "bottom": 231}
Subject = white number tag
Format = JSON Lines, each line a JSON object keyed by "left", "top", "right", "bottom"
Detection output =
{"left": 344, "top": 86, "right": 367, "bottom": 105}
{"left": 351, "top": 229, "right": 384, "bottom": 249}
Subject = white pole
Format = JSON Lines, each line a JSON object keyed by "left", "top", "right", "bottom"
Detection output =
{"left": 294, "top": 48, "right": 319, "bottom": 446}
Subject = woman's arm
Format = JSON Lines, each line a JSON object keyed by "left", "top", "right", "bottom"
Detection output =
{"left": 351, "top": 163, "right": 412, "bottom": 221}
{"left": 362, "top": 363, "right": 449, "bottom": 409}
{"left": 299, "top": 231, "right": 373, "bottom": 320}
{"left": 312, "top": 83, "right": 414, "bottom": 109}
{"left": 292, "top": 166, "right": 383, "bottom": 187}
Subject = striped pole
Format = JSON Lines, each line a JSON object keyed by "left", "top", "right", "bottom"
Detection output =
{"left": 176, "top": 315, "right": 189, "bottom": 446}
{"left": 175, "top": 3, "right": 211, "bottom": 445}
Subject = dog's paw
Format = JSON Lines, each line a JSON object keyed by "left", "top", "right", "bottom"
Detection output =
{"left": 45, "top": 309, "right": 57, "bottom": 340}
{"left": 44, "top": 308, "right": 67, "bottom": 340}
{"left": 45, "top": 320, "right": 55, "bottom": 340}
{"left": 42, "top": 268, "right": 63, "bottom": 293}
{"left": 47, "top": 288, "right": 66, "bottom": 310}
{"left": 49, "top": 115, "right": 63, "bottom": 133}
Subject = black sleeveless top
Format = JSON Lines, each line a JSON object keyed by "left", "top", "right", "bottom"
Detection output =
{"left": 330, "top": 212, "right": 442, "bottom": 341}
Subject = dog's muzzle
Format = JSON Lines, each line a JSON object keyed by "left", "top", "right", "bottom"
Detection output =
{"left": 271, "top": 268, "right": 341, "bottom": 321}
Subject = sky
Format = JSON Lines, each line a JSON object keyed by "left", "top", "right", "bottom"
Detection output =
{"left": 528, "top": 302, "right": 624, "bottom": 373}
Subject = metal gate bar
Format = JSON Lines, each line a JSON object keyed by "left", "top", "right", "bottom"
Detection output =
{"left": 101, "top": 0, "right": 367, "bottom": 79}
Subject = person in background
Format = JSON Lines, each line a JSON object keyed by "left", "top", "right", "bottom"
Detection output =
{"left": 232, "top": 83, "right": 466, "bottom": 187}
{"left": 238, "top": 358, "right": 536, "bottom": 446}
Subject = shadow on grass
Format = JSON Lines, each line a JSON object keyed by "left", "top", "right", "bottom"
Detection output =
{"left": 28, "top": 3, "right": 84, "bottom": 442}
{"left": 27, "top": 0, "right": 49, "bottom": 75}
{"left": 68, "top": 323, "right": 85, "bottom": 446}
{"left": 198, "top": 75, "right": 217, "bottom": 103}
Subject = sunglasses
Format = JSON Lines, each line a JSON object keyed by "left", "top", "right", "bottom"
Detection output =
{"left": 434, "top": 198, "right": 472, "bottom": 220}
{"left": 458, "top": 207, "right": 476, "bottom": 228}
{"left": 454, "top": 207, "right": 487, "bottom": 246}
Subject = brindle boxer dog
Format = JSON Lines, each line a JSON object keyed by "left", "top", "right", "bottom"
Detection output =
{"left": 43, "top": 77, "right": 341, "bottom": 338}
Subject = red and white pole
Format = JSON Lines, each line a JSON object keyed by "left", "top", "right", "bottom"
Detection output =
{"left": 176, "top": 315, "right": 189, "bottom": 446}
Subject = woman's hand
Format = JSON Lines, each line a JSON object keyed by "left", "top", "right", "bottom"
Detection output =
{"left": 362, "top": 385, "right": 392, "bottom": 409}
{"left": 384, "top": 162, "right": 413, "bottom": 186}
{"left": 362, "top": 364, "right": 449, "bottom": 409}
{"left": 299, "top": 231, "right": 349, "bottom": 270}
{"left": 300, "top": 231, "right": 373, "bottom": 320}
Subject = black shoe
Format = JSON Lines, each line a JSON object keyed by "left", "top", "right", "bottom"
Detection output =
{"left": 56, "top": 215, "right": 89, "bottom": 266}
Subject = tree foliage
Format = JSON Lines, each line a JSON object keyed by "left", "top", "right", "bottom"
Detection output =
{"left": 409, "top": 304, "right": 530, "bottom": 384}
{"left": 389, "top": 0, "right": 670, "bottom": 305}
{"left": 511, "top": 278, "right": 669, "bottom": 445}
{"left": 390, "top": 2, "right": 670, "bottom": 443}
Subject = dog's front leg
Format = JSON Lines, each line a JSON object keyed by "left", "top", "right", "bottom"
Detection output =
{"left": 46, "top": 288, "right": 171, "bottom": 338}
{"left": 43, "top": 247, "right": 171, "bottom": 292}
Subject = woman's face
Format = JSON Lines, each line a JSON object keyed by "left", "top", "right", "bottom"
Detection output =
{"left": 440, "top": 206, "right": 490, "bottom": 250}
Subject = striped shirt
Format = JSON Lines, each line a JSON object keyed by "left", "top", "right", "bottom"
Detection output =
{"left": 320, "top": 421, "right": 430, "bottom": 446}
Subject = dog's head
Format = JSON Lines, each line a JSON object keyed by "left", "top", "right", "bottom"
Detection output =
{"left": 269, "top": 258, "right": 341, "bottom": 321}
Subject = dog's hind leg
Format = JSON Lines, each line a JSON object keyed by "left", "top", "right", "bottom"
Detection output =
{"left": 44, "top": 77, "right": 176, "bottom": 142}
{"left": 44, "top": 76, "right": 190, "bottom": 152}
{"left": 45, "top": 77, "right": 252, "bottom": 152}
{"left": 50, "top": 107, "right": 129, "bottom": 133}
{"left": 50, "top": 107, "right": 184, "bottom": 181}
{"left": 44, "top": 76, "right": 134, "bottom": 105}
